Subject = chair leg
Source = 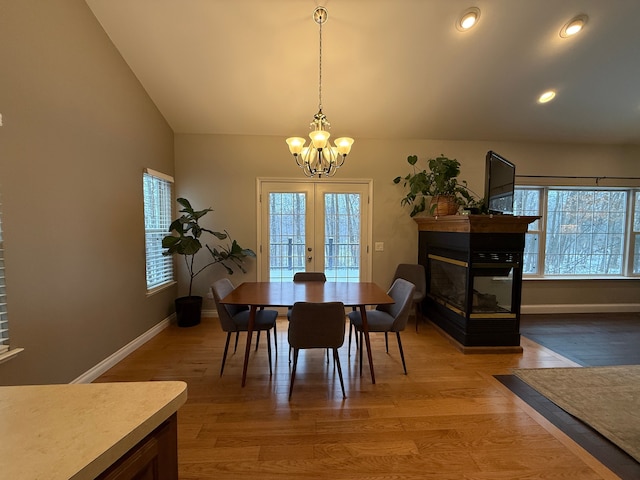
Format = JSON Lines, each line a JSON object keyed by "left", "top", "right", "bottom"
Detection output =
{"left": 233, "top": 331, "right": 239, "bottom": 353}
{"left": 326, "top": 348, "right": 329, "bottom": 364}
{"left": 289, "top": 348, "right": 299, "bottom": 399}
{"left": 348, "top": 307, "right": 358, "bottom": 357}
{"left": 334, "top": 348, "right": 346, "bottom": 399}
{"left": 348, "top": 322, "right": 359, "bottom": 357}
{"left": 396, "top": 332, "right": 407, "bottom": 374}
{"left": 385, "top": 332, "right": 389, "bottom": 353}
{"left": 273, "top": 321, "right": 278, "bottom": 356}
{"left": 267, "top": 330, "right": 272, "bottom": 376}
{"left": 255, "top": 331, "right": 261, "bottom": 351}
{"left": 221, "top": 332, "right": 231, "bottom": 377}
{"left": 359, "top": 330, "right": 363, "bottom": 377}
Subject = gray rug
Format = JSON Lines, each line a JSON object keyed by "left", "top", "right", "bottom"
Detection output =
{"left": 514, "top": 365, "right": 640, "bottom": 463}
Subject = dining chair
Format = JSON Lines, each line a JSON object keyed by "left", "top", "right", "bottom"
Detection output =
{"left": 392, "top": 264, "right": 427, "bottom": 331}
{"left": 288, "top": 271, "right": 328, "bottom": 362}
{"left": 287, "top": 272, "right": 327, "bottom": 320}
{"left": 293, "top": 271, "right": 327, "bottom": 282}
{"left": 347, "top": 278, "right": 415, "bottom": 375}
{"left": 211, "top": 278, "right": 278, "bottom": 377}
{"left": 288, "top": 301, "right": 347, "bottom": 399}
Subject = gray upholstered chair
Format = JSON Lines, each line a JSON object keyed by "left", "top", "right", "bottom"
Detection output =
{"left": 287, "top": 271, "right": 328, "bottom": 362}
{"left": 288, "top": 301, "right": 347, "bottom": 399}
{"left": 287, "top": 272, "right": 327, "bottom": 321}
{"left": 211, "top": 278, "right": 278, "bottom": 377}
{"left": 293, "top": 271, "right": 327, "bottom": 282}
{"left": 347, "top": 278, "right": 415, "bottom": 375}
{"left": 393, "top": 264, "right": 427, "bottom": 331}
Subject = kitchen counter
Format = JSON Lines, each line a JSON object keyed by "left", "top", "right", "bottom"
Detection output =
{"left": 0, "top": 381, "right": 187, "bottom": 479}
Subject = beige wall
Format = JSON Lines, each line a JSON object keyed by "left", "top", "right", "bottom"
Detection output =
{"left": 175, "top": 135, "right": 640, "bottom": 312}
{"left": 0, "top": 1, "right": 176, "bottom": 385}
{"left": 1, "top": 0, "right": 638, "bottom": 387}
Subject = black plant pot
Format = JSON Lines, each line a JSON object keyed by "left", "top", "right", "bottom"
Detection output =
{"left": 175, "top": 296, "right": 202, "bottom": 327}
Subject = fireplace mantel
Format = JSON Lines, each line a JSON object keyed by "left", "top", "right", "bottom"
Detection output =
{"left": 414, "top": 214, "right": 538, "bottom": 233}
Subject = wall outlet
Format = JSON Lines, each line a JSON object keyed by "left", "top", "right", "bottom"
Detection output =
{"left": 206, "top": 291, "right": 214, "bottom": 299}
{"left": 375, "top": 242, "right": 384, "bottom": 252}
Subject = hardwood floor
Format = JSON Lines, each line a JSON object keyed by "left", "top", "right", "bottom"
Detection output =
{"left": 520, "top": 312, "right": 640, "bottom": 367}
{"left": 95, "top": 316, "right": 620, "bottom": 479}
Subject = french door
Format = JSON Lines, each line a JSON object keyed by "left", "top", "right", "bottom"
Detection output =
{"left": 258, "top": 179, "right": 372, "bottom": 282}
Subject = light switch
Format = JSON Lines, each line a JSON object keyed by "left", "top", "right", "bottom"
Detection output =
{"left": 375, "top": 242, "right": 384, "bottom": 252}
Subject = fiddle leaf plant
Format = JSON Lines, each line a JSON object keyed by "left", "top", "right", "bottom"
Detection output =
{"left": 162, "top": 198, "right": 255, "bottom": 296}
{"left": 393, "top": 154, "right": 478, "bottom": 216}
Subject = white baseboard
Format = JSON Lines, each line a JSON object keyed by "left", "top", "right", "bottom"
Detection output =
{"left": 71, "top": 314, "right": 175, "bottom": 384}
{"left": 521, "top": 303, "right": 640, "bottom": 314}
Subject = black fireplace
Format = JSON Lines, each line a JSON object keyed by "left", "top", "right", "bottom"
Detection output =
{"left": 419, "top": 228, "right": 525, "bottom": 348}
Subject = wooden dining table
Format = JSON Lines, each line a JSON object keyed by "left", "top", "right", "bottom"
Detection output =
{"left": 219, "top": 281, "right": 394, "bottom": 387}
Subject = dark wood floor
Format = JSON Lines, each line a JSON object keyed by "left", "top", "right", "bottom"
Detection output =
{"left": 503, "top": 312, "right": 640, "bottom": 480}
{"left": 520, "top": 312, "right": 640, "bottom": 367}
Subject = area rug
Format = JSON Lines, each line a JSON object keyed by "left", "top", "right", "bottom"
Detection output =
{"left": 514, "top": 365, "right": 640, "bottom": 463}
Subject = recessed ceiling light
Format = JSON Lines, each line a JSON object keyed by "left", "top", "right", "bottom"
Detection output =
{"left": 560, "top": 14, "right": 588, "bottom": 38}
{"left": 538, "top": 90, "right": 556, "bottom": 104}
{"left": 456, "top": 7, "right": 481, "bottom": 32}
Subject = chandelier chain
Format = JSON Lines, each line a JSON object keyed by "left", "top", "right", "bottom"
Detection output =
{"left": 318, "top": 12, "right": 323, "bottom": 111}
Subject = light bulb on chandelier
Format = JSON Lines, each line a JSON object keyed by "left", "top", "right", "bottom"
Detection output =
{"left": 285, "top": 6, "right": 354, "bottom": 178}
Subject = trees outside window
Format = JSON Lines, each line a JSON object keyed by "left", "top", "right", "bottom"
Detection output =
{"left": 514, "top": 187, "right": 639, "bottom": 277}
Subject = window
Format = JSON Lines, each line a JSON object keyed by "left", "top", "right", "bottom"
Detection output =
{"left": 514, "top": 188, "right": 542, "bottom": 274}
{"left": 515, "top": 186, "right": 639, "bottom": 277}
{"left": 633, "top": 191, "right": 640, "bottom": 274}
{"left": 143, "top": 169, "right": 174, "bottom": 292}
{"left": 0, "top": 202, "right": 8, "bottom": 353}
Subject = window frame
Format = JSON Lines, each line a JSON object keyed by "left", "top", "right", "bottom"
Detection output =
{"left": 0, "top": 198, "right": 24, "bottom": 363}
{"left": 629, "top": 190, "right": 640, "bottom": 275}
{"left": 516, "top": 185, "right": 640, "bottom": 279}
{"left": 143, "top": 168, "right": 175, "bottom": 294}
{"left": 0, "top": 201, "right": 8, "bottom": 354}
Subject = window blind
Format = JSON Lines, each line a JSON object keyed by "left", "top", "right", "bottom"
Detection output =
{"left": 0, "top": 202, "right": 8, "bottom": 353}
{"left": 143, "top": 169, "right": 175, "bottom": 291}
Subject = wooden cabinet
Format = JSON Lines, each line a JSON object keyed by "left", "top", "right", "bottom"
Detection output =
{"left": 97, "top": 414, "right": 178, "bottom": 480}
{"left": 415, "top": 215, "right": 538, "bottom": 352}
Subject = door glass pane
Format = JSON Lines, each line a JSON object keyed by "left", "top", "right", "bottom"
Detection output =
{"left": 324, "top": 193, "right": 360, "bottom": 281}
{"left": 269, "top": 192, "right": 306, "bottom": 281}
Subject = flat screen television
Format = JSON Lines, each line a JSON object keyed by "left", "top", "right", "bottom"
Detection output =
{"left": 484, "top": 151, "right": 515, "bottom": 215}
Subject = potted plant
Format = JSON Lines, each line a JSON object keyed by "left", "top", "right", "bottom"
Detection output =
{"left": 393, "top": 154, "right": 479, "bottom": 217}
{"left": 162, "top": 198, "right": 256, "bottom": 327}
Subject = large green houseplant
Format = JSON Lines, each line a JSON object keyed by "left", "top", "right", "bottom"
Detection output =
{"left": 162, "top": 198, "right": 256, "bottom": 327}
{"left": 393, "top": 154, "right": 478, "bottom": 217}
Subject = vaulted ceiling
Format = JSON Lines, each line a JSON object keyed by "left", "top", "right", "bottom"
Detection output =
{"left": 86, "top": 0, "right": 640, "bottom": 145}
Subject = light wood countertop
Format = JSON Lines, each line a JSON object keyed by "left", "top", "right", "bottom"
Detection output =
{"left": 0, "top": 381, "right": 187, "bottom": 479}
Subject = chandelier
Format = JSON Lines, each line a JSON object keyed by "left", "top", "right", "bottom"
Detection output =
{"left": 286, "top": 6, "right": 354, "bottom": 178}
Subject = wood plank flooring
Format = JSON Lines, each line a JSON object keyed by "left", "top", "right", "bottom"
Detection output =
{"left": 95, "top": 316, "right": 621, "bottom": 479}
{"left": 520, "top": 312, "right": 640, "bottom": 366}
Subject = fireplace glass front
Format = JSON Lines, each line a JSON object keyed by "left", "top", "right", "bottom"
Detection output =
{"left": 428, "top": 253, "right": 515, "bottom": 317}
